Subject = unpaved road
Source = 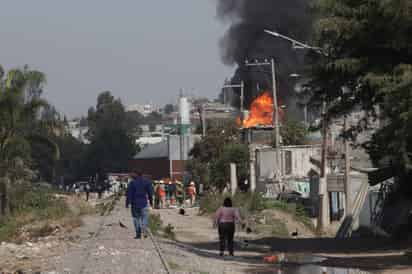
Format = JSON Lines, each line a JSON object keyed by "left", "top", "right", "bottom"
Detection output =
{"left": 2, "top": 197, "right": 410, "bottom": 274}
{"left": 45, "top": 198, "right": 168, "bottom": 274}
{"left": 155, "top": 207, "right": 270, "bottom": 273}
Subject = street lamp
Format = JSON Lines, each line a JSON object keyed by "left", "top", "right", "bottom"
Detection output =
{"left": 264, "top": 30, "right": 326, "bottom": 56}
{"left": 264, "top": 29, "right": 330, "bottom": 230}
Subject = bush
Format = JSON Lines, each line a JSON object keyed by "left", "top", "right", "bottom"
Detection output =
{"left": 77, "top": 200, "right": 95, "bottom": 216}
{"left": 37, "top": 198, "right": 70, "bottom": 220}
{"left": 163, "top": 223, "right": 176, "bottom": 240}
{"left": 9, "top": 184, "right": 50, "bottom": 213}
{"left": 263, "top": 199, "right": 314, "bottom": 230}
{"left": 233, "top": 192, "right": 265, "bottom": 212}
{"left": 0, "top": 218, "right": 19, "bottom": 242}
{"left": 28, "top": 223, "right": 55, "bottom": 238}
{"left": 0, "top": 186, "right": 87, "bottom": 242}
{"left": 199, "top": 191, "right": 266, "bottom": 215}
{"left": 200, "top": 191, "right": 314, "bottom": 233}
{"left": 148, "top": 213, "right": 163, "bottom": 236}
{"left": 199, "top": 191, "right": 226, "bottom": 214}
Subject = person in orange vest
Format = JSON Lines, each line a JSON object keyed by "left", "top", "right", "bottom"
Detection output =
{"left": 187, "top": 181, "right": 197, "bottom": 207}
{"left": 157, "top": 182, "right": 166, "bottom": 209}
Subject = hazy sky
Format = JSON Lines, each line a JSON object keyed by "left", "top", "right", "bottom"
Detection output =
{"left": 0, "top": 0, "right": 233, "bottom": 117}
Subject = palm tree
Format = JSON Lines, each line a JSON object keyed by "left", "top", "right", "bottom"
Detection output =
{"left": 0, "top": 65, "right": 59, "bottom": 216}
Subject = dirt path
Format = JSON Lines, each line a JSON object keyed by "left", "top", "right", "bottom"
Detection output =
{"left": 155, "top": 207, "right": 412, "bottom": 274}
{"left": 155, "top": 207, "right": 276, "bottom": 274}
{"left": 2, "top": 197, "right": 410, "bottom": 274}
{"left": 45, "top": 198, "right": 168, "bottom": 274}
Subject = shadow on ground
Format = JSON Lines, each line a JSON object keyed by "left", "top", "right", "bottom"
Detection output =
{"left": 160, "top": 239, "right": 264, "bottom": 265}
{"left": 321, "top": 253, "right": 412, "bottom": 271}
{"left": 165, "top": 237, "right": 412, "bottom": 271}
{"left": 248, "top": 237, "right": 411, "bottom": 253}
{"left": 186, "top": 237, "right": 410, "bottom": 253}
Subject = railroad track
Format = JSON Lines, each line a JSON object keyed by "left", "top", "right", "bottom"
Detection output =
{"left": 78, "top": 194, "right": 120, "bottom": 274}
{"left": 77, "top": 194, "right": 172, "bottom": 274}
{"left": 147, "top": 229, "right": 172, "bottom": 274}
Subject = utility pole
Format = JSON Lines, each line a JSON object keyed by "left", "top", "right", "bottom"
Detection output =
{"left": 245, "top": 59, "right": 281, "bottom": 180}
{"left": 271, "top": 59, "right": 281, "bottom": 179}
{"left": 230, "top": 163, "right": 238, "bottom": 196}
{"left": 240, "top": 81, "right": 244, "bottom": 118}
{"left": 304, "top": 104, "right": 308, "bottom": 127}
{"left": 344, "top": 115, "right": 351, "bottom": 217}
{"left": 201, "top": 106, "right": 206, "bottom": 137}
{"left": 264, "top": 29, "right": 333, "bottom": 230}
{"left": 318, "top": 100, "right": 328, "bottom": 231}
{"left": 249, "top": 145, "right": 257, "bottom": 192}
{"left": 222, "top": 81, "right": 244, "bottom": 124}
{"left": 197, "top": 104, "right": 207, "bottom": 137}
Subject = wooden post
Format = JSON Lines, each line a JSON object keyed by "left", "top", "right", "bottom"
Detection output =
{"left": 230, "top": 163, "right": 237, "bottom": 196}
{"left": 249, "top": 145, "right": 256, "bottom": 192}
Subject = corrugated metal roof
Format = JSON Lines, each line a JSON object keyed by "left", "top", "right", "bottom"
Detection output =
{"left": 134, "top": 141, "right": 169, "bottom": 159}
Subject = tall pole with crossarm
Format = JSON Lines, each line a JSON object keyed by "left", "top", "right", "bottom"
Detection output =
{"left": 264, "top": 29, "right": 332, "bottom": 230}
{"left": 245, "top": 59, "right": 281, "bottom": 180}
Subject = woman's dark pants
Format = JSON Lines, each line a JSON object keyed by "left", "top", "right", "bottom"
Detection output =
{"left": 218, "top": 222, "right": 235, "bottom": 255}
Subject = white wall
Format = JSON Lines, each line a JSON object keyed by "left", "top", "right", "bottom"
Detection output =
{"left": 256, "top": 145, "right": 321, "bottom": 181}
{"left": 281, "top": 145, "right": 321, "bottom": 178}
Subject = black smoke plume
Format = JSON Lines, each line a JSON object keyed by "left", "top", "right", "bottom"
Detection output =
{"left": 217, "top": 0, "right": 311, "bottom": 113}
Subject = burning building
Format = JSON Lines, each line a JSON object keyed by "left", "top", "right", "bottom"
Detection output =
{"left": 241, "top": 91, "right": 273, "bottom": 128}
{"left": 216, "top": 0, "right": 312, "bottom": 119}
{"left": 239, "top": 91, "right": 285, "bottom": 145}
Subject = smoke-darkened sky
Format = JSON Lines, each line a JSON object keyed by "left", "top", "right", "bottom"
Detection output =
{"left": 0, "top": 0, "right": 233, "bottom": 117}
{"left": 216, "top": 0, "right": 311, "bottom": 109}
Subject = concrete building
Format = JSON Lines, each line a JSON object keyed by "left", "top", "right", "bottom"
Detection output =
{"left": 126, "top": 103, "right": 160, "bottom": 117}
{"left": 129, "top": 135, "right": 200, "bottom": 180}
{"left": 68, "top": 120, "right": 89, "bottom": 144}
{"left": 135, "top": 136, "right": 165, "bottom": 149}
{"left": 255, "top": 145, "right": 321, "bottom": 195}
{"left": 253, "top": 144, "right": 373, "bottom": 230}
{"left": 253, "top": 144, "right": 321, "bottom": 209}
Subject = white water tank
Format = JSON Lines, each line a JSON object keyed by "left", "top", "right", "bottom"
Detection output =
{"left": 179, "top": 97, "right": 190, "bottom": 125}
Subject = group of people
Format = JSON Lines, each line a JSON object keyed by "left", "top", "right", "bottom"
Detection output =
{"left": 154, "top": 179, "right": 177, "bottom": 209}
{"left": 126, "top": 172, "right": 241, "bottom": 256}
{"left": 154, "top": 179, "right": 197, "bottom": 209}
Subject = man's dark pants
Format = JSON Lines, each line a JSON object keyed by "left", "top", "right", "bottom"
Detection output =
{"left": 131, "top": 205, "right": 149, "bottom": 238}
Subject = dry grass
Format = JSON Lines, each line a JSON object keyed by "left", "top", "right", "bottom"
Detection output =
{"left": 28, "top": 223, "right": 55, "bottom": 238}
{"left": 0, "top": 190, "right": 94, "bottom": 243}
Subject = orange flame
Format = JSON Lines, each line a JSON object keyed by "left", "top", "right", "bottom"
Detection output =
{"left": 242, "top": 92, "right": 274, "bottom": 128}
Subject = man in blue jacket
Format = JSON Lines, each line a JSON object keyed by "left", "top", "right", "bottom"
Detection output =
{"left": 126, "top": 172, "right": 154, "bottom": 239}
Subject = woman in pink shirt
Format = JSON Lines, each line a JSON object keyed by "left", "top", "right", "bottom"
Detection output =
{"left": 214, "top": 197, "right": 241, "bottom": 256}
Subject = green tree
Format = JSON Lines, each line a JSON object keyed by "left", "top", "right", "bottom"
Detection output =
{"left": 54, "top": 134, "right": 85, "bottom": 183}
{"left": 0, "top": 65, "right": 59, "bottom": 216}
{"left": 125, "top": 110, "right": 144, "bottom": 136}
{"left": 144, "top": 111, "right": 163, "bottom": 132}
{"left": 188, "top": 119, "right": 246, "bottom": 192}
{"left": 211, "top": 143, "right": 249, "bottom": 192}
{"left": 309, "top": 0, "right": 412, "bottom": 191}
{"left": 276, "top": 118, "right": 308, "bottom": 146}
{"left": 84, "top": 91, "right": 138, "bottom": 176}
{"left": 164, "top": 104, "right": 175, "bottom": 115}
